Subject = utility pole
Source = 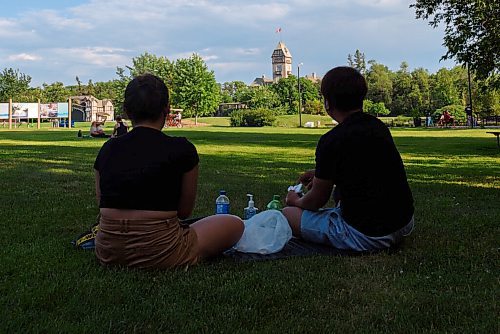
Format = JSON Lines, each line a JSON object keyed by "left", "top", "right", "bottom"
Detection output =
{"left": 297, "top": 63, "right": 303, "bottom": 127}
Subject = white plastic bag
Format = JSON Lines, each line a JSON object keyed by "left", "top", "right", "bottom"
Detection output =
{"left": 233, "top": 209, "right": 292, "bottom": 254}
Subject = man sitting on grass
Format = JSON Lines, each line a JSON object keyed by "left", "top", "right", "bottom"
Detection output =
{"left": 283, "top": 66, "right": 415, "bottom": 252}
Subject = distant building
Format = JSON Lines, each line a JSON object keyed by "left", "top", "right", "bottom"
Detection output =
{"left": 305, "top": 72, "right": 322, "bottom": 84}
{"left": 217, "top": 102, "right": 247, "bottom": 116}
{"left": 250, "top": 75, "right": 274, "bottom": 87}
{"left": 272, "top": 41, "right": 292, "bottom": 82}
{"left": 250, "top": 41, "right": 320, "bottom": 87}
{"left": 70, "top": 95, "right": 115, "bottom": 122}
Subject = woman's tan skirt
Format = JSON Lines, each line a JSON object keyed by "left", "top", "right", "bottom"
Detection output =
{"left": 95, "top": 215, "right": 199, "bottom": 269}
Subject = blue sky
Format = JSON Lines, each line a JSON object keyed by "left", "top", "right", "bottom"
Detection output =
{"left": 0, "top": 0, "right": 457, "bottom": 87}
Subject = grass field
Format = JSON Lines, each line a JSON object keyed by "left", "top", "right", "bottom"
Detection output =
{"left": 0, "top": 123, "right": 498, "bottom": 333}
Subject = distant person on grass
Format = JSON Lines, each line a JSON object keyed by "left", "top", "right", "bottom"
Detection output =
{"left": 283, "top": 66, "right": 415, "bottom": 252}
{"left": 94, "top": 74, "right": 243, "bottom": 269}
{"left": 438, "top": 110, "right": 454, "bottom": 127}
{"left": 111, "top": 116, "right": 128, "bottom": 137}
{"left": 90, "top": 121, "right": 111, "bottom": 138}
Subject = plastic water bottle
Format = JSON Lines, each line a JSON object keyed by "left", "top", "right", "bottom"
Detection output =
{"left": 215, "top": 190, "right": 230, "bottom": 214}
{"left": 243, "top": 194, "right": 259, "bottom": 220}
{"left": 266, "top": 195, "right": 282, "bottom": 210}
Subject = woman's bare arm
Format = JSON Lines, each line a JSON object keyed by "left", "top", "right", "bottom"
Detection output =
{"left": 177, "top": 165, "right": 199, "bottom": 220}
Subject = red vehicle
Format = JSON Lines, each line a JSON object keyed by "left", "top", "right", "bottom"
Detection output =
{"left": 165, "top": 113, "right": 182, "bottom": 128}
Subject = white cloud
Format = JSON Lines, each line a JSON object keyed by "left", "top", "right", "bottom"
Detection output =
{"left": 0, "top": 0, "right": 457, "bottom": 86}
{"left": 210, "top": 61, "right": 261, "bottom": 72}
{"left": 233, "top": 48, "right": 262, "bottom": 56}
{"left": 8, "top": 53, "right": 41, "bottom": 61}
{"left": 204, "top": 2, "right": 289, "bottom": 22}
{"left": 25, "top": 9, "right": 92, "bottom": 30}
{"left": 52, "top": 47, "right": 130, "bottom": 67}
{"left": 202, "top": 55, "right": 219, "bottom": 61}
{"left": 0, "top": 18, "right": 34, "bottom": 38}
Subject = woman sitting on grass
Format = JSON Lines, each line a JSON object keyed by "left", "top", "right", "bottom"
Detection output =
{"left": 94, "top": 74, "right": 244, "bottom": 269}
{"left": 90, "top": 121, "right": 111, "bottom": 138}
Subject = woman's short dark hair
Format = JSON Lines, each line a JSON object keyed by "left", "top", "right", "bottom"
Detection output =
{"left": 123, "top": 74, "right": 169, "bottom": 122}
{"left": 321, "top": 66, "right": 367, "bottom": 112}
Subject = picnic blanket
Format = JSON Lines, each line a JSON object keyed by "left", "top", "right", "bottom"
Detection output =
{"left": 223, "top": 237, "right": 366, "bottom": 262}
{"left": 73, "top": 216, "right": 394, "bottom": 261}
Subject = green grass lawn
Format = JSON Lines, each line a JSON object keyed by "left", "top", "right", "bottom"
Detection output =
{"left": 0, "top": 125, "right": 498, "bottom": 333}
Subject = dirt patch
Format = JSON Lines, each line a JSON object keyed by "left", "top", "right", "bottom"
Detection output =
{"left": 176, "top": 119, "right": 209, "bottom": 127}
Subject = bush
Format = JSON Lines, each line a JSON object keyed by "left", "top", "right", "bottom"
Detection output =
{"left": 303, "top": 100, "right": 324, "bottom": 115}
{"left": 364, "top": 100, "right": 390, "bottom": 117}
{"left": 378, "top": 116, "right": 413, "bottom": 127}
{"left": 230, "top": 108, "right": 276, "bottom": 127}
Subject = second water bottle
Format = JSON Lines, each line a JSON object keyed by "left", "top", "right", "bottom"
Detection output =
{"left": 215, "top": 190, "right": 230, "bottom": 214}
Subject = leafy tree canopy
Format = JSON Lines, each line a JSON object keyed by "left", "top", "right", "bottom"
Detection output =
{"left": 412, "top": 0, "right": 500, "bottom": 85}
{"left": 0, "top": 68, "right": 31, "bottom": 102}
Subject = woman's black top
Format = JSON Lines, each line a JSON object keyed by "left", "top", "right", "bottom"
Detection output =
{"left": 94, "top": 127, "right": 199, "bottom": 211}
{"left": 115, "top": 121, "right": 128, "bottom": 137}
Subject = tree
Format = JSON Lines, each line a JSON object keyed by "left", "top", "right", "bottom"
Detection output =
{"left": 271, "top": 75, "right": 299, "bottom": 114}
{"left": 474, "top": 81, "right": 500, "bottom": 117}
{"left": 366, "top": 61, "right": 393, "bottom": 107}
{"left": 298, "top": 77, "right": 321, "bottom": 104}
{"left": 75, "top": 76, "right": 83, "bottom": 95}
{"left": 0, "top": 68, "right": 31, "bottom": 101}
{"left": 41, "top": 82, "right": 70, "bottom": 102}
{"left": 303, "top": 100, "right": 324, "bottom": 115}
{"left": 112, "top": 67, "right": 131, "bottom": 116}
{"left": 411, "top": 68, "right": 432, "bottom": 114}
{"left": 412, "top": 0, "right": 500, "bottom": 85}
{"left": 430, "top": 68, "right": 461, "bottom": 111}
{"left": 86, "top": 79, "right": 95, "bottom": 96}
{"left": 172, "top": 54, "right": 220, "bottom": 122}
{"left": 20, "top": 87, "right": 43, "bottom": 103}
{"left": 363, "top": 100, "right": 390, "bottom": 117}
{"left": 127, "top": 52, "right": 175, "bottom": 90}
{"left": 347, "top": 50, "right": 367, "bottom": 75}
{"left": 220, "top": 81, "right": 248, "bottom": 103}
{"left": 391, "top": 62, "right": 417, "bottom": 115}
{"left": 245, "top": 86, "right": 280, "bottom": 109}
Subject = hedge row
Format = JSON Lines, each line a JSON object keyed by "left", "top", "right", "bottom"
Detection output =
{"left": 230, "top": 108, "right": 276, "bottom": 127}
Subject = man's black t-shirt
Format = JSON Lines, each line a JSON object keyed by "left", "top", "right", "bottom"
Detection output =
{"left": 94, "top": 126, "right": 199, "bottom": 211}
{"left": 315, "top": 112, "right": 414, "bottom": 237}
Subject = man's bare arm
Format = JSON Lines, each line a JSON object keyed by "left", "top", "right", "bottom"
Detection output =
{"left": 286, "top": 176, "right": 334, "bottom": 211}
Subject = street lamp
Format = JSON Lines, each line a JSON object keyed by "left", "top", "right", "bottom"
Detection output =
{"left": 466, "top": 62, "right": 474, "bottom": 128}
{"left": 297, "top": 62, "right": 303, "bottom": 127}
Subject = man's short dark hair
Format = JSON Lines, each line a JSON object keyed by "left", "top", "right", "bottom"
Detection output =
{"left": 321, "top": 66, "right": 367, "bottom": 112}
{"left": 123, "top": 74, "right": 169, "bottom": 122}
{"left": 116, "top": 116, "right": 122, "bottom": 122}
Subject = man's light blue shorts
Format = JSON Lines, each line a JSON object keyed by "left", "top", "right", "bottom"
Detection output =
{"left": 301, "top": 207, "right": 414, "bottom": 252}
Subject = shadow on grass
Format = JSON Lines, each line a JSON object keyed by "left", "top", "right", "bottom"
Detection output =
{"left": 1, "top": 129, "right": 498, "bottom": 217}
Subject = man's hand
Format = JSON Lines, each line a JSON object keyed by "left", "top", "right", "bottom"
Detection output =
{"left": 287, "top": 176, "right": 334, "bottom": 211}
{"left": 298, "top": 169, "right": 315, "bottom": 190}
{"left": 286, "top": 190, "right": 301, "bottom": 207}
